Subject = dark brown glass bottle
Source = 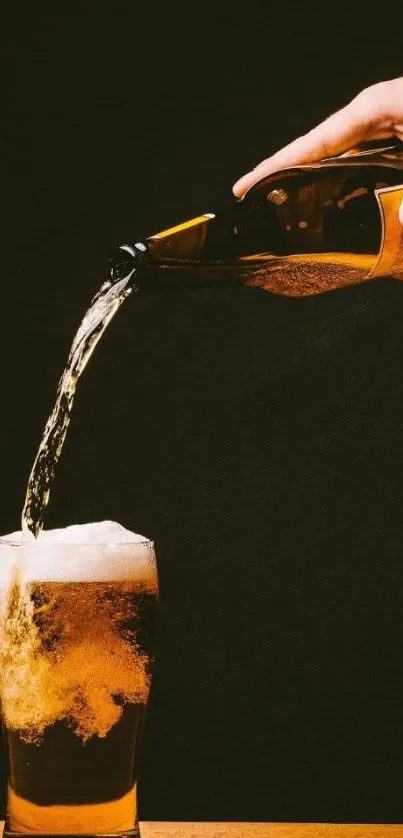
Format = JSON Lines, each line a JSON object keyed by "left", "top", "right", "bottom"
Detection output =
{"left": 109, "top": 142, "right": 403, "bottom": 297}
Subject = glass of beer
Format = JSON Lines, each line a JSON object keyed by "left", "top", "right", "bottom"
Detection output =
{"left": 0, "top": 522, "right": 158, "bottom": 837}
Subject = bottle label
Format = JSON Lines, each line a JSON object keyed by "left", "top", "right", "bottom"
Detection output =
{"left": 148, "top": 214, "right": 215, "bottom": 240}
{"left": 369, "top": 185, "right": 403, "bottom": 279}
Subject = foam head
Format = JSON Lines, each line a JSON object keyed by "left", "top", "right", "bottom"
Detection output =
{"left": 0, "top": 521, "right": 156, "bottom": 587}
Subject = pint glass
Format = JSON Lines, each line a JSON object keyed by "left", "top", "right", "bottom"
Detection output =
{"left": 0, "top": 532, "right": 158, "bottom": 837}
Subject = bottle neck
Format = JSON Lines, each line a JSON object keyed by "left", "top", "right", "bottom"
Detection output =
{"left": 109, "top": 244, "right": 247, "bottom": 293}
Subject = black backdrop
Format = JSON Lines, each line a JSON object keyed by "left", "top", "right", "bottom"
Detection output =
{"left": 3, "top": 1, "right": 403, "bottom": 824}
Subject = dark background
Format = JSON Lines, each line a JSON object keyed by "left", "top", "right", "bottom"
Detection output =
{"left": 3, "top": 1, "right": 403, "bottom": 824}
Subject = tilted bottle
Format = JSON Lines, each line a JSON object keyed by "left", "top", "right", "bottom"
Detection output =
{"left": 109, "top": 142, "right": 403, "bottom": 297}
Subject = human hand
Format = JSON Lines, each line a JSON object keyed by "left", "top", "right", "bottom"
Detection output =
{"left": 233, "top": 77, "right": 403, "bottom": 225}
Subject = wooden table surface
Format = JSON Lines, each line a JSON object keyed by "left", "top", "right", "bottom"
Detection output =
{"left": 3, "top": 820, "right": 403, "bottom": 836}
{"left": 138, "top": 824, "right": 403, "bottom": 837}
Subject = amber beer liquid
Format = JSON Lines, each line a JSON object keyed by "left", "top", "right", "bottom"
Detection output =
{"left": 110, "top": 142, "right": 403, "bottom": 296}
{"left": 0, "top": 524, "right": 158, "bottom": 837}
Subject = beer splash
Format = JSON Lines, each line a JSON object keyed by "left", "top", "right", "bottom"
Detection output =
{"left": 0, "top": 573, "right": 150, "bottom": 743}
{"left": 22, "top": 272, "right": 137, "bottom": 537}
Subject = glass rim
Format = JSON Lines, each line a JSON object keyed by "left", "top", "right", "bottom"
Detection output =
{"left": 0, "top": 536, "right": 155, "bottom": 549}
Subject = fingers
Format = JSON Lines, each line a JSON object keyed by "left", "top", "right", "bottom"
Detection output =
{"left": 233, "top": 79, "right": 401, "bottom": 197}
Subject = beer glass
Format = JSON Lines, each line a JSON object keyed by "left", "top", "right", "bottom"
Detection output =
{"left": 0, "top": 534, "right": 158, "bottom": 837}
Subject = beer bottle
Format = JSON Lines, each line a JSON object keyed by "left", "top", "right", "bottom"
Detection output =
{"left": 109, "top": 142, "right": 403, "bottom": 297}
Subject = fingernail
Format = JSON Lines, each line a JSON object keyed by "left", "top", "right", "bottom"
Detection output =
{"left": 232, "top": 175, "right": 250, "bottom": 197}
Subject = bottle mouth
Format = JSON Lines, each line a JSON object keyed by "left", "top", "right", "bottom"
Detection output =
{"left": 108, "top": 242, "right": 147, "bottom": 284}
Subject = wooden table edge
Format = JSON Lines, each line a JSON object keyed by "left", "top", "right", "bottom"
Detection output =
{"left": 2, "top": 819, "right": 403, "bottom": 836}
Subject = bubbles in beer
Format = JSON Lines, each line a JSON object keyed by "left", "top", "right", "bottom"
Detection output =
{"left": 0, "top": 525, "right": 157, "bottom": 745}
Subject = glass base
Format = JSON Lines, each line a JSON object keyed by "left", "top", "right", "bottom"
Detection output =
{"left": 5, "top": 785, "right": 139, "bottom": 838}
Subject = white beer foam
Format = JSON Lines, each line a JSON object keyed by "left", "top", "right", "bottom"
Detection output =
{"left": 0, "top": 521, "right": 156, "bottom": 585}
